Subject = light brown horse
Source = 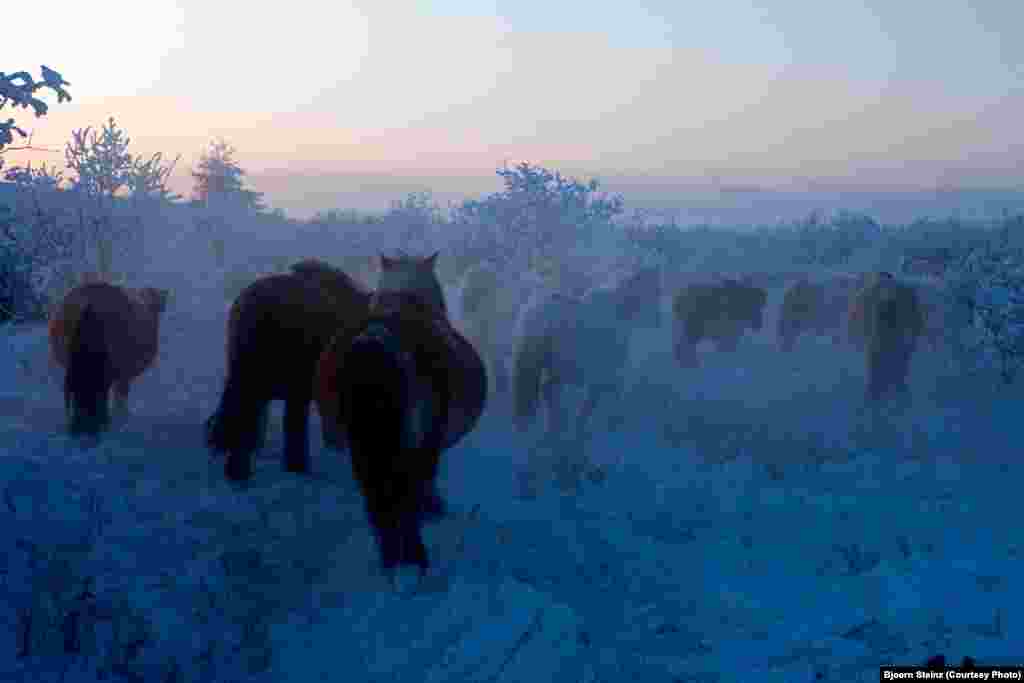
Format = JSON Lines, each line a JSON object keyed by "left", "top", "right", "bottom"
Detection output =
{"left": 49, "top": 281, "right": 169, "bottom": 436}
{"left": 206, "top": 258, "right": 371, "bottom": 482}
{"left": 777, "top": 274, "right": 860, "bottom": 351}
{"left": 315, "top": 252, "right": 487, "bottom": 582}
{"left": 847, "top": 271, "right": 926, "bottom": 401}
{"left": 458, "top": 259, "right": 524, "bottom": 395}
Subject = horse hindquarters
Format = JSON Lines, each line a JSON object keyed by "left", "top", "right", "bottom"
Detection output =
{"left": 344, "top": 330, "right": 432, "bottom": 572}
{"left": 283, "top": 394, "right": 312, "bottom": 474}
{"left": 207, "top": 317, "right": 276, "bottom": 482}
{"left": 65, "top": 305, "right": 115, "bottom": 437}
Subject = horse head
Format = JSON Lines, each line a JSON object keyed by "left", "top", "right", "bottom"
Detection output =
{"left": 137, "top": 287, "right": 170, "bottom": 316}
{"left": 734, "top": 280, "right": 767, "bottom": 331}
{"left": 375, "top": 251, "right": 447, "bottom": 316}
{"left": 615, "top": 265, "right": 663, "bottom": 328}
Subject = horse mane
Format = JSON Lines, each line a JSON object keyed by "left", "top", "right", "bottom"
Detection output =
{"left": 291, "top": 258, "right": 370, "bottom": 295}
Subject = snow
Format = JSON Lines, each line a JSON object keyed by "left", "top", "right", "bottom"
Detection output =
{"left": 2, "top": 216, "right": 1024, "bottom": 682}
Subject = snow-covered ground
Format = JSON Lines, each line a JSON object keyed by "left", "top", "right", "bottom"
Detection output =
{"left": 2, "top": 264, "right": 1022, "bottom": 682}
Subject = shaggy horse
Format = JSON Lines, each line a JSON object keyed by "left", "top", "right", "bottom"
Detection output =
{"left": 457, "top": 258, "right": 522, "bottom": 395}
{"left": 671, "top": 279, "right": 768, "bottom": 367}
{"left": 513, "top": 265, "right": 662, "bottom": 438}
{"left": 847, "top": 271, "right": 926, "bottom": 401}
{"left": 777, "top": 274, "right": 860, "bottom": 351}
{"left": 49, "top": 282, "right": 169, "bottom": 436}
{"left": 206, "top": 259, "right": 371, "bottom": 482}
{"left": 315, "top": 252, "right": 487, "bottom": 579}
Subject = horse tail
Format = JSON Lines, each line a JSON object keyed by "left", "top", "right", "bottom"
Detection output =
{"left": 512, "top": 324, "right": 551, "bottom": 426}
{"left": 344, "top": 322, "right": 439, "bottom": 571}
{"left": 205, "top": 299, "right": 269, "bottom": 481}
{"left": 65, "top": 303, "right": 113, "bottom": 437}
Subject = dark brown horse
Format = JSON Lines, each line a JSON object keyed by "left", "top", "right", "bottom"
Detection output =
{"left": 316, "top": 253, "right": 487, "bottom": 583}
{"left": 206, "top": 259, "right": 371, "bottom": 482}
{"left": 671, "top": 278, "right": 767, "bottom": 367}
{"left": 49, "top": 281, "right": 169, "bottom": 437}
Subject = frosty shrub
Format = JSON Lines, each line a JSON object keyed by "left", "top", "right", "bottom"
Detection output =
{"left": 789, "top": 209, "right": 883, "bottom": 268}
{"left": 945, "top": 231, "right": 1024, "bottom": 384}
{"left": 64, "top": 117, "right": 180, "bottom": 282}
{"left": 452, "top": 162, "right": 625, "bottom": 281}
{"left": 381, "top": 190, "right": 446, "bottom": 255}
{"left": 0, "top": 66, "right": 73, "bottom": 321}
{"left": 621, "top": 209, "right": 695, "bottom": 272}
{"left": 0, "top": 165, "right": 79, "bottom": 322}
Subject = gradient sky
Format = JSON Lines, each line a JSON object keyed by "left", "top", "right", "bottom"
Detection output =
{"left": 5, "top": 0, "right": 1023, "bottom": 214}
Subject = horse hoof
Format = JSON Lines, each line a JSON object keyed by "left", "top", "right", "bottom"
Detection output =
{"left": 387, "top": 565, "right": 426, "bottom": 595}
{"left": 284, "top": 457, "right": 310, "bottom": 475}
{"left": 224, "top": 458, "right": 252, "bottom": 482}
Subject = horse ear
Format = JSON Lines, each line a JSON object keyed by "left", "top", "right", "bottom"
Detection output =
{"left": 426, "top": 251, "right": 439, "bottom": 269}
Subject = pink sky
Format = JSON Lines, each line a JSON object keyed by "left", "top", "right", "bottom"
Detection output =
{"left": 5, "top": 2, "right": 1023, "bottom": 216}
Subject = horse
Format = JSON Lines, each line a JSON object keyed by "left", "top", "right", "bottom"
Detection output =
{"left": 49, "top": 282, "right": 169, "bottom": 437}
{"left": 847, "top": 271, "right": 926, "bottom": 401}
{"left": 671, "top": 278, "right": 768, "bottom": 367}
{"left": 513, "top": 265, "right": 662, "bottom": 439}
{"left": 777, "top": 274, "right": 860, "bottom": 351}
{"left": 315, "top": 252, "right": 487, "bottom": 581}
{"left": 206, "top": 258, "right": 371, "bottom": 482}
{"left": 457, "top": 258, "right": 523, "bottom": 395}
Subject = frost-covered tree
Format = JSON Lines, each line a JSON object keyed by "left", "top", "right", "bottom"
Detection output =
{"left": 383, "top": 191, "right": 445, "bottom": 253}
{"left": 0, "top": 66, "right": 72, "bottom": 171}
{"left": 0, "top": 66, "right": 71, "bottom": 321}
{"left": 452, "top": 162, "right": 625, "bottom": 288}
{"left": 191, "top": 139, "right": 265, "bottom": 213}
{"left": 791, "top": 209, "right": 882, "bottom": 267}
{"left": 62, "top": 117, "right": 178, "bottom": 279}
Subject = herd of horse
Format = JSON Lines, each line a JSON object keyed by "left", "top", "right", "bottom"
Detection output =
{"left": 45, "top": 251, "right": 937, "bottom": 580}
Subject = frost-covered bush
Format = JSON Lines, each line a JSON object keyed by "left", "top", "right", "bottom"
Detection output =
{"left": 1, "top": 470, "right": 277, "bottom": 683}
{"left": 380, "top": 190, "right": 446, "bottom": 255}
{"left": 786, "top": 209, "right": 883, "bottom": 267}
{"left": 945, "top": 230, "right": 1024, "bottom": 384}
{"left": 620, "top": 209, "right": 696, "bottom": 271}
{"left": 0, "top": 167, "right": 81, "bottom": 321}
{"left": 451, "top": 162, "right": 625, "bottom": 284}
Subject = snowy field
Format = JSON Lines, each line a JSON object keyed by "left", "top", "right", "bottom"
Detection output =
{"left": 2, "top": 252, "right": 1023, "bottom": 681}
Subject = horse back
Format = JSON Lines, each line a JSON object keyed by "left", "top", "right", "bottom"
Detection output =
{"left": 227, "top": 270, "right": 371, "bottom": 399}
{"left": 50, "top": 283, "right": 160, "bottom": 381}
{"left": 326, "top": 305, "right": 487, "bottom": 451}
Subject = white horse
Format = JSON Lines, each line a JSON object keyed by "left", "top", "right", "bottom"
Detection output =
{"left": 512, "top": 265, "right": 662, "bottom": 439}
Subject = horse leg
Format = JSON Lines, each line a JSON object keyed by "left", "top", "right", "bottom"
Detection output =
{"left": 716, "top": 332, "right": 740, "bottom": 352}
{"left": 112, "top": 379, "right": 131, "bottom": 421}
{"left": 542, "top": 378, "right": 564, "bottom": 436}
{"left": 674, "top": 333, "right": 699, "bottom": 367}
{"left": 321, "top": 419, "right": 347, "bottom": 452}
{"left": 283, "top": 394, "right": 311, "bottom": 475}
{"left": 577, "top": 385, "right": 603, "bottom": 440}
{"left": 492, "top": 350, "right": 509, "bottom": 394}
{"left": 398, "top": 512, "right": 429, "bottom": 572}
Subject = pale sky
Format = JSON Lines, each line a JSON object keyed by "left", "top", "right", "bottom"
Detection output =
{"left": 5, "top": 0, "right": 1023, "bottom": 214}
